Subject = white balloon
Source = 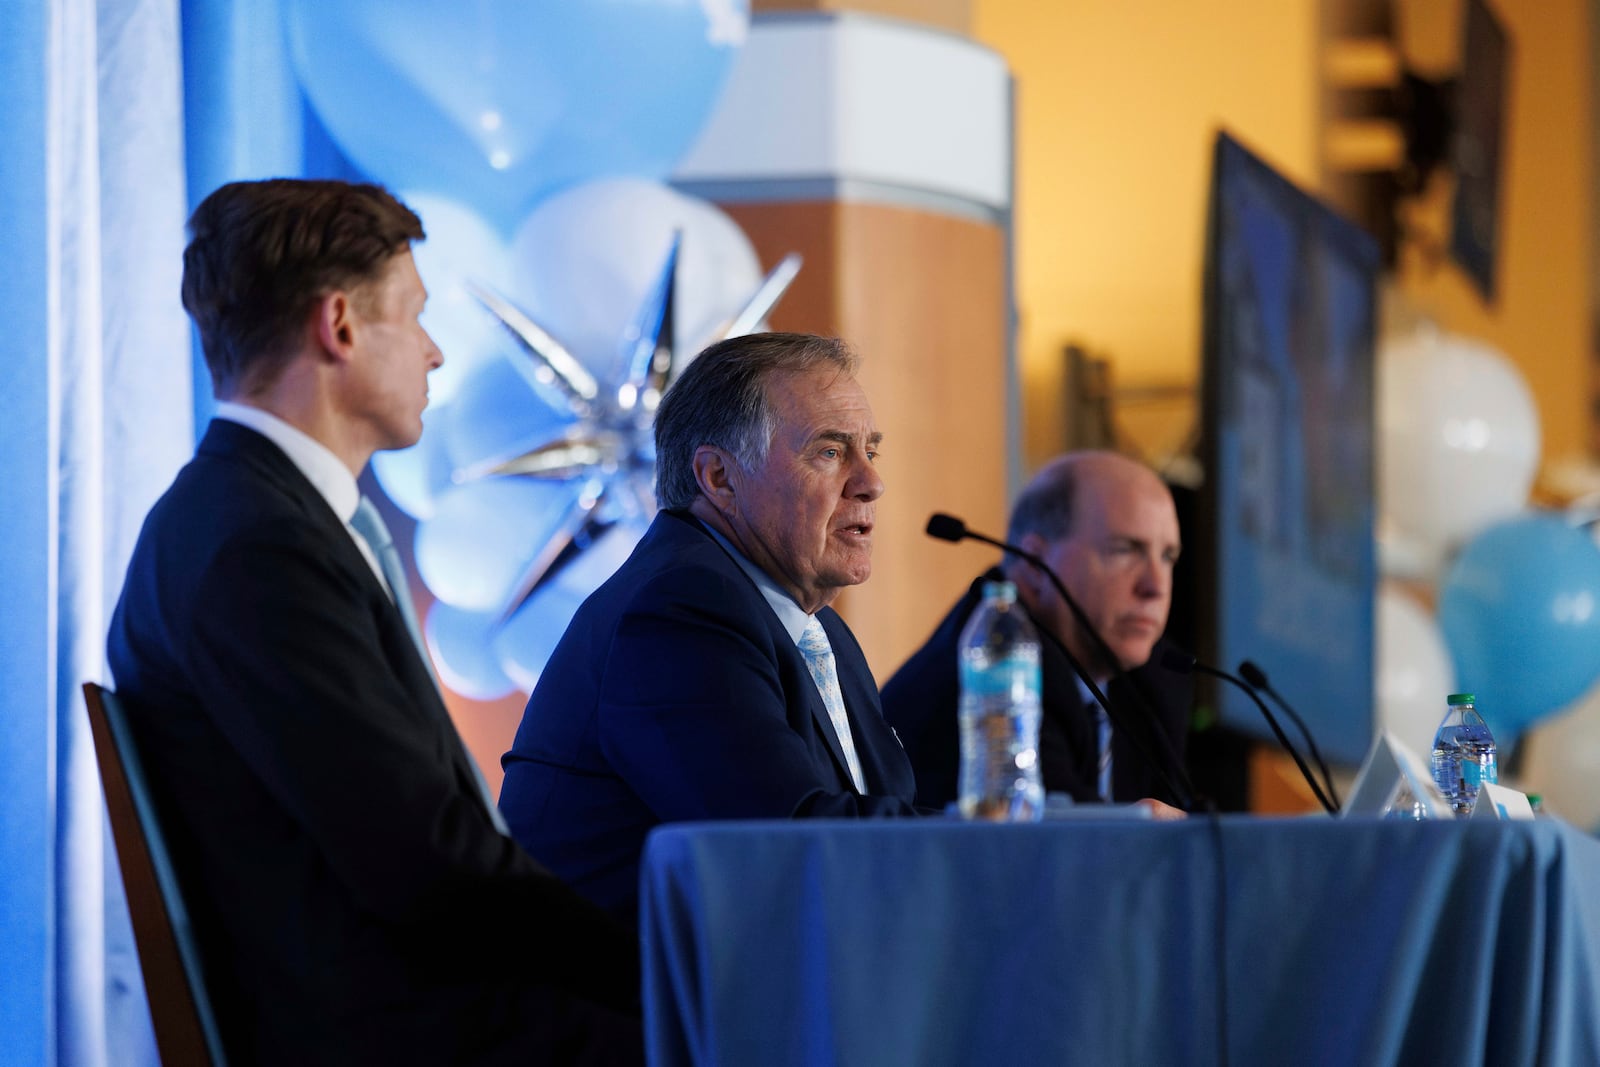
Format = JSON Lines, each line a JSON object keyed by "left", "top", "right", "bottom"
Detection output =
{"left": 493, "top": 518, "right": 648, "bottom": 692}
{"left": 424, "top": 601, "right": 518, "bottom": 702}
{"left": 1378, "top": 329, "right": 1540, "bottom": 565}
{"left": 403, "top": 192, "right": 515, "bottom": 405}
{"left": 1375, "top": 583, "right": 1457, "bottom": 755}
{"left": 1518, "top": 675, "right": 1600, "bottom": 832}
{"left": 508, "top": 177, "right": 762, "bottom": 371}
{"left": 414, "top": 479, "right": 579, "bottom": 612}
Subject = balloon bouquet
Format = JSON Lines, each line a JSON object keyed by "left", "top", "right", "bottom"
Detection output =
{"left": 282, "top": 0, "right": 770, "bottom": 697}
{"left": 1376, "top": 326, "right": 1600, "bottom": 827}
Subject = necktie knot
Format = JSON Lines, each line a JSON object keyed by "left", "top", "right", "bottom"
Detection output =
{"left": 351, "top": 495, "right": 394, "bottom": 554}
{"left": 798, "top": 617, "right": 832, "bottom": 660}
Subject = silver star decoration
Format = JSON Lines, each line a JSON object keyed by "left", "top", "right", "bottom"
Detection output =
{"left": 460, "top": 238, "right": 802, "bottom": 627}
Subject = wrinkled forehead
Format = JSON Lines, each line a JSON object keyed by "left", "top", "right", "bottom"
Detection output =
{"left": 766, "top": 365, "right": 878, "bottom": 435}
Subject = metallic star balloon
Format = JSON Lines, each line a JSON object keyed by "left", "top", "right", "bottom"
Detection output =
{"left": 464, "top": 244, "right": 802, "bottom": 629}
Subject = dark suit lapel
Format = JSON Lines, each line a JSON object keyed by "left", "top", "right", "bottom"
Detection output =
{"left": 205, "top": 418, "right": 420, "bottom": 625}
{"left": 201, "top": 420, "right": 502, "bottom": 823}
{"left": 200, "top": 420, "right": 447, "bottom": 715}
{"left": 199, "top": 421, "right": 390, "bottom": 597}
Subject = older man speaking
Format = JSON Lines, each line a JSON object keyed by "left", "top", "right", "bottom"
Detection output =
{"left": 499, "top": 333, "right": 919, "bottom": 923}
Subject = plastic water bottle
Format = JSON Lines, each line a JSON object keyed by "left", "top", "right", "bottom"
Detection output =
{"left": 957, "top": 581, "right": 1044, "bottom": 822}
{"left": 1430, "top": 693, "right": 1498, "bottom": 817}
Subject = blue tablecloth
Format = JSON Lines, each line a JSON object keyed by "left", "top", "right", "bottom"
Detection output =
{"left": 639, "top": 816, "right": 1600, "bottom": 1066}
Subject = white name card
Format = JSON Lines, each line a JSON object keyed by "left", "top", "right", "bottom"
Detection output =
{"left": 1470, "top": 782, "right": 1535, "bottom": 821}
{"left": 1343, "top": 730, "right": 1454, "bottom": 819}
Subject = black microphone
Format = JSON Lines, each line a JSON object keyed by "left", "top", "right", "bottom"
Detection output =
{"left": 925, "top": 513, "right": 969, "bottom": 544}
{"left": 925, "top": 512, "right": 1197, "bottom": 811}
{"left": 1162, "top": 650, "right": 1336, "bottom": 815}
{"left": 1237, "top": 660, "right": 1340, "bottom": 811}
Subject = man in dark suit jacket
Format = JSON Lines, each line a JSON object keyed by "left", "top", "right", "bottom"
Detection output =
{"left": 500, "top": 333, "right": 919, "bottom": 924}
{"left": 107, "top": 179, "right": 639, "bottom": 1065}
{"left": 882, "top": 452, "right": 1192, "bottom": 813}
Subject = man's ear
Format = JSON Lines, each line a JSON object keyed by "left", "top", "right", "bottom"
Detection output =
{"left": 1017, "top": 532, "right": 1049, "bottom": 560}
{"left": 691, "top": 445, "right": 738, "bottom": 511}
{"left": 1010, "top": 532, "right": 1053, "bottom": 603}
{"left": 312, "top": 290, "right": 357, "bottom": 365}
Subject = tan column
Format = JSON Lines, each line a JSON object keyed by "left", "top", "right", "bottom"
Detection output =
{"left": 754, "top": 0, "right": 973, "bottom": 35}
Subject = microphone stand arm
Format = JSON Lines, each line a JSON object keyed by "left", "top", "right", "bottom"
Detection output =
{"left": 1250, "top": 673, "right": 1341, "bottom": 810}
{"left": 1191, "top": 663, "right": 1336, "bottom": 815}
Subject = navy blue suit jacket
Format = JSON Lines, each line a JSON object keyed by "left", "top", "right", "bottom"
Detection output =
{"left": 500, "top": 509, "right": 918, "bottom": 923}
{"left": 881, "top": 568, "right": 1193, "bottom": 808}
{"left": 107, "top": 420, "right": 638, "bottom": 1065}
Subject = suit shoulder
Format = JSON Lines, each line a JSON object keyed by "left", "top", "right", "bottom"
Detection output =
{"left": 599, "top": 519, "right": 764, "bottom": 613}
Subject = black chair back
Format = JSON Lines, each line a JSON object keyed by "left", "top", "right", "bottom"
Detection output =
{"left": 83, "top": 681, "right": 227, "bottom": 1066}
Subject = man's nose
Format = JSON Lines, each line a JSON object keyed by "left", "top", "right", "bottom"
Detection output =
{"left": 849, "top": 455, "right": 885, "bottom": 501}
{"left": 1135, "top": 555, "right": 1169, "bottom": 598}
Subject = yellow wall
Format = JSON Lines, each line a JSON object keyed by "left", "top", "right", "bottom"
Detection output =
{"left": 974, "top": 1, "right": 1322, "bottom": 470}
{"left": 976, "top": 0, "right": 1592, "bottom": 476}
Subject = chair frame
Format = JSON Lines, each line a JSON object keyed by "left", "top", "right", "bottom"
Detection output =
{"left": 84, "top": 681, "right": 228, "bottom": 1066}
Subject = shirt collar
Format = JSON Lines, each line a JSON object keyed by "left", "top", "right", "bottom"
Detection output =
{"left": 694, "top": 517, "right": 812, "bottom": 643}
{"left": 213, "top": 401, "right": 361, "bottom": 524}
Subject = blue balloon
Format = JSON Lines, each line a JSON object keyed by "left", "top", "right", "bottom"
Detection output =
{"left": 284, "top": 0, "right": 750, "bottom": 227}
{"left": 1437, "top": 513, "right": 1600, "bottom": 746}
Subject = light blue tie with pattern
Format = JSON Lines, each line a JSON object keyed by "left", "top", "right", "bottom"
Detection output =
{"left": 351, "top": 495, "right": 510, "bottom": 835}
{"left": 1096, "top": 703, "right": 1114, "bottom": 803}
{"left": 798, "top": 617, "right": 867, "bottom": 793}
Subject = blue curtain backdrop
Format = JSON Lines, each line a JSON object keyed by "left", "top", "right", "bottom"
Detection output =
{"left": 0, "top": 4, "right": 379, "bottom": 1061}
{"left": 1, "top": 0, "right": 197, "bottom": 1063}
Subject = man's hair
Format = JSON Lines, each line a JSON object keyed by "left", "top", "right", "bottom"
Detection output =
{"left": 654, "top": 332, "right": 857, "bottom": 510}
{"left": 181, "top": 178, "right": 424, "bottom": 398}
{"left": 1006, "top": 456, "right": 1083, "bottom": 545}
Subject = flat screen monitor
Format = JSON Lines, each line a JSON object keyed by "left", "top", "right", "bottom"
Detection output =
{"left": 1196, "top": 131, "right": 1380, "bottom": 766}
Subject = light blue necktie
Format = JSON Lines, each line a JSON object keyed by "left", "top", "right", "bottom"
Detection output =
{"left": 798, "top": 617, "right": 867, "bottom": 793}
{"left": 351, "top": 496, "right": 431, "bottom": 671}
{"left": 351, "top": 495, "right": 510, "bottom": 835}
{"left": 1096, "top": 703, "right": 1114, "bottom": 803}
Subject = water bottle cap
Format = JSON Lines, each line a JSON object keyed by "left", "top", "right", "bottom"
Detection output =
{"left": 981, "top": 580, "right": 1018, "bottom": 604}
{"left": 1447, "top": 693, "right": 1476, "bottom": 706}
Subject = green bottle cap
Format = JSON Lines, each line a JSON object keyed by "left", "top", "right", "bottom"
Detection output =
{"left": 1447, "top": 693, "right": 1476, "bottom": 706}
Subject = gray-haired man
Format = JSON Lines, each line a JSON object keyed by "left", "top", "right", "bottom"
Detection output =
{"left": 499, "top": 332, "right": 920, "bottom": 925}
